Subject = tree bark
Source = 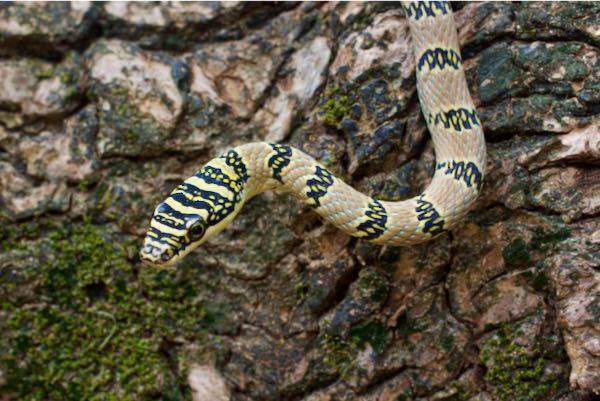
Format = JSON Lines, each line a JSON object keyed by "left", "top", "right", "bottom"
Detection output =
{"left": 0, "top": 2, "right": 599, "bottom": 401}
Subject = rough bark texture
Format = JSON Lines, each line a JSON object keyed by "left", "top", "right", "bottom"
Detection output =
{"left": 0, "top": 2, "right": 599, "bottom": 401}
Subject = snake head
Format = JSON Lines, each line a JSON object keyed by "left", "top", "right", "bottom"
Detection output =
{"left": 139, "top": 173, "right": 244, "bottom": 266}
{"left": 139, "top": 201, "right": 210, "bottom": 267}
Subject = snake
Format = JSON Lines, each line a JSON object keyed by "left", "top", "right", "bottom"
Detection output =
{"left": 140, "top": 1, "right": 486, "bottom": 266}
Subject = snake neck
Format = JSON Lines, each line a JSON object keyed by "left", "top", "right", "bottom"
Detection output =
{"left": 184, "top": 143, "right": 287, "bottom": 228}
{"left": 221, "top": 143, "right": 289, "bottom": 199}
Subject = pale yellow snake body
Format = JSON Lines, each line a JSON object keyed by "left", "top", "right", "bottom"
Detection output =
{"left": 140, "top": 1, "right": 486, "bottom": 266}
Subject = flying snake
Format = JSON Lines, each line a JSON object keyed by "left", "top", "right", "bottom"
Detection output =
{"left": 140, "top": 1, "right": 487, "bottom": 266}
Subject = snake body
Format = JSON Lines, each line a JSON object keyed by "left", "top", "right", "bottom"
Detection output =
{"left": 140, "top": 1, "right": 486, "bottom": 266}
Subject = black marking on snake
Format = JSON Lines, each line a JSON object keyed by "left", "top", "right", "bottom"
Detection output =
{"left": 148, "top": 226, "right": 184, "bottom": 247}
{"left": 356, "top": 200, "right": 387, "bottom": 240}
{"left": 185, "top": 163, "right": 247, "bottom": 228}
{"left": 155, "top": 202, "right": 200, "bottom": 222}
{"left": 178, "top": 182, "right": 200, "bottom": 197}
{"left": 219, "top": 150, "right": 249, "bottom": 182}
{"left": 173, "top": 184, "right": 237, "bottom": 227}
{"left": 177, "top": 182, "right": 236, "bottom": 205}
{"left": 431, "top": 108, "right": 480, "bottom": 132}
{"left": 437, "top": 160, "right": 483, "bottom": 190}
{"left": 404, "top": 1, "right": 451, "bottom": 21}
{"left": 170, "top": 192, "right": 215, "bottom": 211}
{"left": 154, "top": 213, "right": 187, "bottom": 231}
{"left": 418, "top": 48, "right": 462, "bottom": 72}
{"left": 268, "top": 143, "right": 292, "bottom": 183}
{"left": 415, "top": 195, "right": 446, "bottom": 237}
{"left": 201, "top": 189, "right": 238, "bottom": 226}
{"left": 206, "top": 205, "right": 235, "bottom": 225}
{"left": 148, "top": 222, "right": 205, "bottom": 255}
{"left": 306, "top": 166, "right": 335, "bottom": 208}
{"left": 195, "top": 166, "right": 243, "bottom": 195}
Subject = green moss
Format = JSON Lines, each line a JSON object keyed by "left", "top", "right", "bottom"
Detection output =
{"left": 505, "top": 225, "right": 571, "bottom": 291}
{"left": 321, "top": 86, "right": 351, "bottom": 128}
{"left": 0, "top": 219, "right": 61, "bottom": 252}
{"left": 320, "top": 331, "right": 359, "bottom": 381}
{"left": 350, "top": 320, "right": 390, "bottom": 354}
{"left": 59, "top": 72, "right": 74, "bottom": 84}
{"left": 357, "top": 269, "right": 389, "bottom": 303}
{"left": 502, "top": 238, "right": 530, "bottom": 268}
{"left": 350, "top": 12, "right": 374, "bottom": 30}
{"left": 529, "top": 226, "right": 571, "bottom": 251}
{"left": 319, "top": 319, "right": 391, "bottom": 381}
{"left": 77, "top": 180, "right": 91, "bottom": 193}
{"left": 444, "top": 349, "right": 463, "bottom": 375}
{"left": 88, "top": 182, "right": 112, "bottom": 214}
{"left": 480, "top": 325, "right": 564, "bottom": 401}
{"left": 0, "top": 220, "right": 210, "bottom": 400}
{"left": 396, "top": 312, "right": 427, "bottom": 336}
{"left": 33, "top": 64, "right": 54, "bottom": 79}
{"left": 294, "top": 283, "right": 309, "bottom": 301}
{"left": 530, "top": 270, "right": 550, "bottom": 292}
{"left": 440, "top": 333, "right": 455, "bottom": 352}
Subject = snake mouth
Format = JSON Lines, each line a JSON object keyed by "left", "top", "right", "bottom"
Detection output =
{"left": 139, "top": 240, "right": 177, "bottom": 266}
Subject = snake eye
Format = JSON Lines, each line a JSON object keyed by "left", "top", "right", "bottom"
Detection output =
{"left": 188, "top": 222, "right": 205, "bottom": 241}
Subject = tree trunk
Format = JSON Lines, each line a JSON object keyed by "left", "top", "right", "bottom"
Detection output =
{"left": 0, "top": 2, "right": 599, "bottom": 401}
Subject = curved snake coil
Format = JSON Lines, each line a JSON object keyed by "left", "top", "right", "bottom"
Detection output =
{"left": 140, "top": 1, "right": 487, "bottom": 266}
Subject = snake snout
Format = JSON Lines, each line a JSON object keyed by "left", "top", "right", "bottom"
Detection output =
{"left": 139, "top": 239, "right": 175, "bottom": 266}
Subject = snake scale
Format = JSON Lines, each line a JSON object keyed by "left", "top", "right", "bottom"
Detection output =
{"left": 140, "top": 1, "right": 486, "bottom": 266}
